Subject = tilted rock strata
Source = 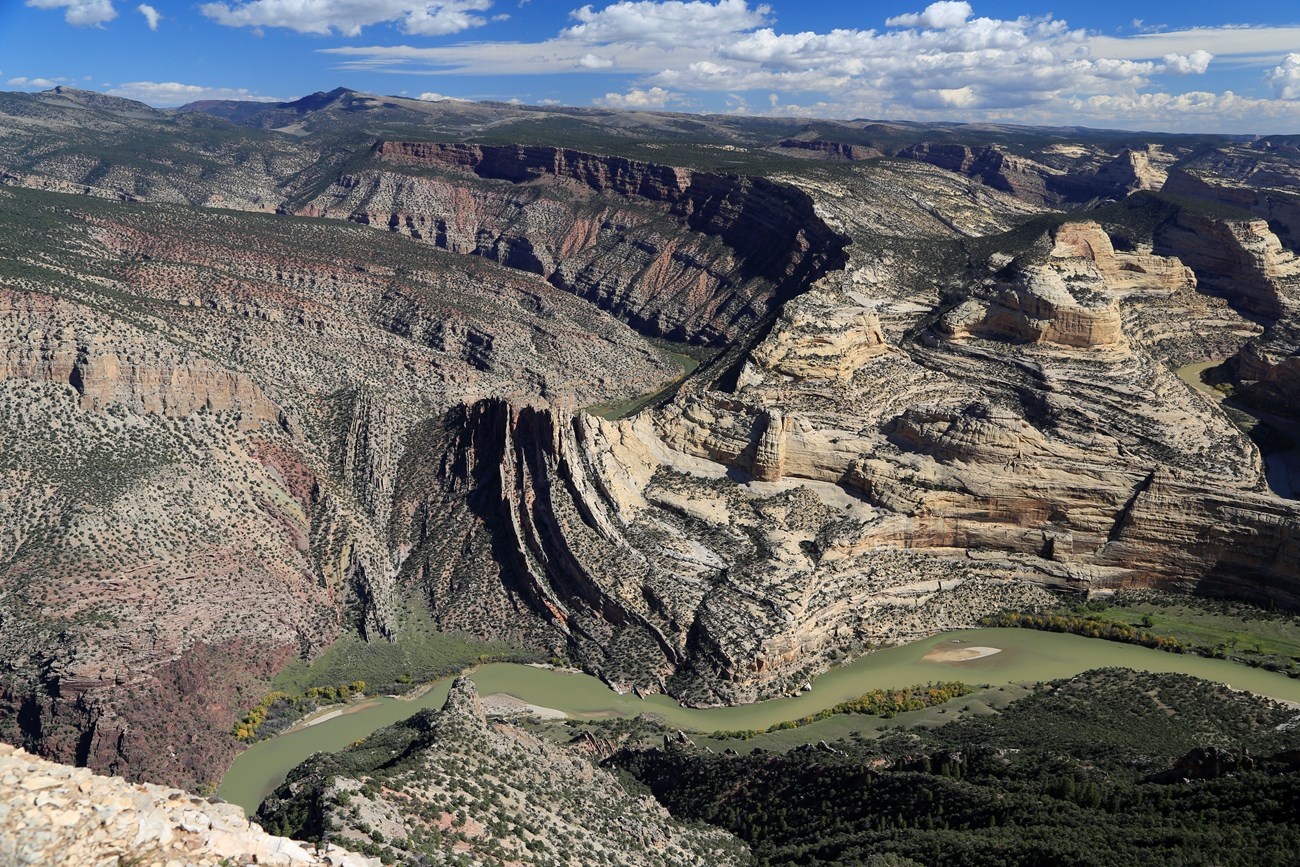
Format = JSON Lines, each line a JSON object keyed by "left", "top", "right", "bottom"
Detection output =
{"left": 0, "top": 185, "right": 679, "bottom": 788}
{"left": 0, "top": 743, "right": 376, "bottom": 867}
{"left": 385, "top": 183, "right": 1300, "bottom": 704}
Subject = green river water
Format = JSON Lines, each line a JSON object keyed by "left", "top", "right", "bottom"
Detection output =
{"left": 218, "top": 627, "right": 1300, "bottom": 813}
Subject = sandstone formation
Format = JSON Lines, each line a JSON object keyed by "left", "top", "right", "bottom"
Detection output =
{"left": 898, "top": 143, "right": 1067, "bottom": 204}
{"left": 2, "top": 87, "right": 1300, "bottom": 788}
{"left": 394, "top": 206, "right": 1300, "bottom": 705}
{"left": 0, "top": 183, "right": 679, "bottom": 788}
{"left": 898, "top": 142, "right": 1175, "bottom": 207}
{"left": 1155, "top": 211, "right": 1300, "bottom": 319}
{"left": 1164, "top": 146, "right": 1300, "bottom": 249}
{"left": 0, "top": 743, "right": 375, "bottom": 867}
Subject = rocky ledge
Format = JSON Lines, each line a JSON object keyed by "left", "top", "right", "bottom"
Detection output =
{"left": 0, "top": 743, "right": 375, "bottom": 867}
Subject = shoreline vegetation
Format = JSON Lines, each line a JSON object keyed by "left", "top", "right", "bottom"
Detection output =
{"left": 983, "top": 591, "right": 1300, "bottom": 680}
{"left": 231, "top": 591, "right": 1300, "bottom": 748}
{"left": 232, "top": 601, "right": 543, "bottom": 744}
{"left": 704, "top": 682, "right": 976, "bottom": 741}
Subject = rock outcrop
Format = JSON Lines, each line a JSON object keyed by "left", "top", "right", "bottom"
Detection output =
{"left": 0, "top": 183, "right": 681, "bottom": 788}
{"left": 1156, "top": 212, "right": 1300, "bottom": 319}
{"left": 777, "top": 139, "right": 883, "bottom": 161}
{"left": 300, "top": 142, "right": 850, "bottom": 344}
{"left": 0, "top": 743, "right": 376, "bottom": 867}
{"left": 4, "top": 91, "right": 1300, "bottom": 788}
{"left": 898, "top": 143, "right": 1173, "bottom": 208}
{"left": 1164, "top": 150, "right": 1300, "bottom": 249}
{"left": 899, "top": 143, "right": 1064, "bottom": 204}
{"left": 256, "top": 678, "right": 746, "bottom": 866}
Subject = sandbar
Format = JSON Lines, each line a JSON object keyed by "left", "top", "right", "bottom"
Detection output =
{"left": 923, "top": 645, "right": 1003, "bottom": 663}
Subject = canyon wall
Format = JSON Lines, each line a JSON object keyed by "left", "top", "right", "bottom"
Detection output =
{"left": 300, "top": 142, "right": 850, "bottom": 344}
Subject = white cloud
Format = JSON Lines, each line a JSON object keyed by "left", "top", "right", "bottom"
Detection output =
{"left": 1070, "top": 90, "right": 1300, "bottom": 124}
{"left": 104, "top": 81, "right": 281, "bottom": 106}
{"left": 25, "top": 0, "right": 116, "bottom": 27}
{"left": 1268, "top": 54, "right": 1300, "bottom": 100}
{"left": 595, "top": 86, "right": 678, "bottom": 108}
{"left": 564, "top": 0, "right": 770, "bottom": 47}
{"left": 136, "top": 3, "right": 160, "bottom": 29}
{"left": 200, "top": 0, "right": 496, "bottom": 37}
{"left": 885, "top": 1, "right": 971, "bottom": 30}
{"left": 320, "top": 1, "right": 1300, "bottom": 131}
{"left": 1162, "top": 50, "right": 1212, "bottom": 75}
{"left": 6, "top": 76, "right": 58, "bottom": 87}
{"left": 417, "top": 91, "right": 469, "bottom": 101}
{"left": 1089, "top": 26, "right": 1300, "bottom": 65}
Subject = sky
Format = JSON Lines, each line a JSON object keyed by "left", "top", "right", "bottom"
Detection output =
{"left": 2, "top": 0, "right": 1300, "bottom": 133}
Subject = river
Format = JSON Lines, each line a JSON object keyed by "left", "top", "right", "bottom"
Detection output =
{"left": 218, "top": 626, "right": 1300, "bottom": 814}
{"left": 1176, "top": 359, "right": 1300, "bottom": 498}
{"left": 217, "top": 358, "right": 1300, "bottom": 813}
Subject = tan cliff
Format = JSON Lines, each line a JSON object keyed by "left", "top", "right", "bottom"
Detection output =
{"left": 0, "top": 287, "right": 281, "bottom": 427}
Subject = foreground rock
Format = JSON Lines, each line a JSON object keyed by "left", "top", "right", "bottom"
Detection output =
{"left": 257, "top": 677, "right": 747, "bottom": 866}
{"left": 0, "top": 743, "right": 375, "bottom": 867}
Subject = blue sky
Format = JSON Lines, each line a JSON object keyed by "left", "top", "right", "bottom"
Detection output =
{"left": 3, "top": 0, "right": 1300, "bottom": 132}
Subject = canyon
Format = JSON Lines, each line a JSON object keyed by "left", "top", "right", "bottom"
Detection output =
{"left": 0, "top": 85, "right": 1299, "bottom": 800}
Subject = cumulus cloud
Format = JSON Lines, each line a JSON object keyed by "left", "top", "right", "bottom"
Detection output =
{"left": 1268, "top": 54, "right": 1300, "bottom": 100}
{"left": 25, "top": 0, "right": 116, "bottom": 27}
{"left": 200, "top": 0, "right": 496, "bottom": 37}
{"left": 104, "top": 81, "right": 281, "bottom": 106}
{"left": 136, "top": 3, "right": 160, "bottom": 29}
{"left": 885, "top": 1, "right": 971, "bottom": 30}
{"left": 564, "top": 0, "right": 770, "bottom": 47}
{"left": 6, "top": 76, "right": 59, "bottom": 87}
{"left": 1070, "top": 89, "right": 1300, "bottom": 125}
{"left": 595, "top": 86, "right": 678, "bottom": 108}
{"left": 1162, "top": 49, "right": 1212, "bottom": 75}
{"left": 417, "top": 91, "right": 469, "bottom": 101}
{"left": 321, "top": 0, "right": 1297, "bottom": 130}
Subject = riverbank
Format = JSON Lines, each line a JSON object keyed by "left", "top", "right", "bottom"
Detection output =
{"left": 584, "top": 340, "right": 707, "bottom": 420}
{"left": 217, "top": 626, "right": 1300, "bottom": 814}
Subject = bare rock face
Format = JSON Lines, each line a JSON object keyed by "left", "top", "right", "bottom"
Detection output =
{"left": 0, "top": 743, "right": 377, "bottom": 867}
{"left": 300, "top": 142, "right": 850, "bottom": 344}
{"left": 5, "top": 95, "right": 1300, "bottom": 788}
{"left": 393, "top": 209, "right": 1300, "bottom": 704}
{"left": 939, "top": 270, "right": 1124, "bottom": 349}
{"left": 739, "top": 290, "right": 891, "bottom": 384}
{"left": 898, "top": 142, "right": 1179, "bottom": 208}
{"left": 1156, "top": 212, "right": 1300, "bottom": 319}
{"left": 777, "top": 139, "right": 884, "bottom": 161}
{"left": 899, "top": 143, "right": 1063, "bottom": 204}
{"left": 0, "top": 185, "right": 681, "bottom": 789}
{"left": 0, "top": 288, "right": 280, "bottom": 427}
{"left": 1050, "top": 221, "right": 1195, "bottom": 295}
{"left": 1164, "top": 147, "right": 1300, "bottom": 249}
{"left": 1091, "top": 147, "right": 1168, "bottom": 195}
